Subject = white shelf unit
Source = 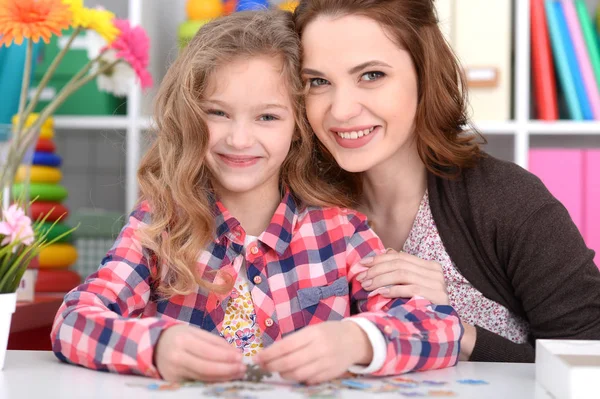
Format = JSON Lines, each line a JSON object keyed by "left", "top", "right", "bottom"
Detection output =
{"left": 52, "top": 0, "right": 600, "bottom": 213}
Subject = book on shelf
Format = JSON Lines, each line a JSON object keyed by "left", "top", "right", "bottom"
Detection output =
{"left": 531, "top": 0, "right": 559, "bottom": 120}
{"left": 562, "top": 0, "right": 600, "bottom": 119}
{"left": 538, "top": 0, "right": 600, "bottom": 121}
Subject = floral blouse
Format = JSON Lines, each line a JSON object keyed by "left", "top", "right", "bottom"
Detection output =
{"left": 403, "top": 191, "right": 529, "bottom": 343}
{"left": 220, "top": 236, "right": 264, "bottom": 356}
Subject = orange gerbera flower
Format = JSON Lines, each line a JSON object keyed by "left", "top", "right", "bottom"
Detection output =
{"left": 0, "top": 0, "right": 72, "bottom": 47}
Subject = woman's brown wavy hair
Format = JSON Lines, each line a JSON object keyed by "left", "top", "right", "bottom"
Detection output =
{"left": 294, "top": 0, "right": 486, "bottom": 197}
{"left": 138, "top": 10, "right": 351, "bottom": 298}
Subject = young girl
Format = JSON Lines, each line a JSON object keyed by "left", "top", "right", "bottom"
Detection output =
{"left": 51, "top": 10, "right": 461, "bottom": 384}
{"left": 294, "top": 0, "right": 600, "bottom": 363}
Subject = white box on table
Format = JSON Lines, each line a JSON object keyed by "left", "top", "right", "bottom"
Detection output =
{"left": 536, "top": 339, "right": 600, "bottom": 399}
{"left": 15, "top": 269, "right": 37, "bottom": 302}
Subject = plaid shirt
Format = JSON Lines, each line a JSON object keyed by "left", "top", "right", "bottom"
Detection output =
{"left": 52, "top": 192, "right": 462, "bottom": 378}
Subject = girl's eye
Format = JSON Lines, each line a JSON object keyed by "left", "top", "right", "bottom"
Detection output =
{"left": 207, "top": 109, "right": 227, "bottom": 117}
{"left": 259, "top": 114, "right": 279, "bottom": 122}
{"left": 361, "top": 71, "right": 385, "bottom": 82}
{"left": 309, "top": 78, "right": 330, "bottom": 87}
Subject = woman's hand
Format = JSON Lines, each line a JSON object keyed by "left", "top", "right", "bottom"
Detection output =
{"left": 357, "top": 250, "right": 449, "bottom": 305}
{"left": 359, "top": 250, "right": 479, "bottom": 360}
{"left": 254, "top": 321, "right": 371, "bottom": 385}
{"left": 154, "top": 324, "right": 245, "bottom": 382}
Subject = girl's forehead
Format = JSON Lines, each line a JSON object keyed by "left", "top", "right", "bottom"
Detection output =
{"left": 203, "top": 57, "right": 293, "bottom": 108}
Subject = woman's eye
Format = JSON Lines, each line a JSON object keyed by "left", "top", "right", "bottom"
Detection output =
{"left": 309, "top": 78, "right": 330, "bottom": 87}
{"left": 259, "top": 114, "right": 279, "bottom": 122}
{"left": 361, "top": 71, "right": 385, "bottom": 82}
{"left": 207, "top": 109, "right": 227, "bottom": 117}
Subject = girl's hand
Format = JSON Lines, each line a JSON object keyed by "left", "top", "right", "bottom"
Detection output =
{"left": 254, "top": 321, "right": 372, "bottom": 385}
{"left": 154, "top": 324, "right": 245, "bottom": 382}
{"left": 357, "top": 250, "right": 450, "bottom": 305}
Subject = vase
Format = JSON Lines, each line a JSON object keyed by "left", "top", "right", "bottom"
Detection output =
{"left": 0, "top": 291, "right": 16, "bottom": 370}
{"left": 0, "top": 123, "right": 37, "bottom": 301}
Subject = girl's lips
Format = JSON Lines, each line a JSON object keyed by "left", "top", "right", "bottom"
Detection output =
{"left": 331, "top": 126, "right": 380, "bottom": 149}
{"left": 218, "top": 154, "right": 261, "bottom": 168}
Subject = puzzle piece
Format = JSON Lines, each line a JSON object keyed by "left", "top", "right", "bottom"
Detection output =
{"left": 422, "top": 380, "right": 448, "bottom": 386}
{"left": 369, "top": 383, "right": 399, "bottom": 393}
{"left": 244, "top": 364, "right": 272, "bottom": 383}
{"left": 127, "top": 380, "right": 205, "bottom": 391}
{"left": 428, "top": 390, "right": 457, "bottom": 397}
{"left": 457, "top": 379, "right": 489, "bottom": 385}
{"left": 391, "top": 377, "right": 420, "bottom": 384}
{"left": 389, "top": 382, "right": 419, "bottom": 389}
{"left": 291, "top": 384, "right": 342, "bottom": 398}
{"left": 203, "top": 384, "right": 261, "bottom": 399}
{"left": 340, "top": 379, "right": 372, "bottom": 390}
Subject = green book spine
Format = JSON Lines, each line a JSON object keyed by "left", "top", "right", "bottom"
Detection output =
{"left": 575, "top": 0, "right": 600, "bottom": 89}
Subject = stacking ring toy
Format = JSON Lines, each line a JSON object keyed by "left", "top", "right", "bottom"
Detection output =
{"left": 33, "top": 152, "right": 62, "bottom": 167}
{"left": 31, "top": 201, "right": 69, "bottom": 222}
{"left": 35, "top": 222, "right": 73, "bottom": 242}
{"left": 39, "top": 243, "right": 78, "bottom": 269}
{"left": 16, "top": 165, "right": 62, "bottom": 184}
{"left": 35, "top": 270, "right": 81, "bottom": 292}
{"left": 35, "top": 138, "right": 56, "bottom": 153}
{"left": 13, "top": 183, "right": 68, "bottom": 202}
{"left": 39, "top": 126, "right": 54, "bottom": 139}
{"left": 12, "top": 114, "right": 53, "bottom": 131}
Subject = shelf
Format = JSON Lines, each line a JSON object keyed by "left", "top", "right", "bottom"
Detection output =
{"left": 138, "top": 115, "right": 154, "bottom": 131}
{"left": 53, "top": 116, "right": 128, "bottom": 130}
{"left": 472, "top": 121, "right": 517, "bottom": 134}
{"left": 469, "top": 121, "right": 600, "bottom": 136}
{"left": 527, "top": 121, "right": 600, "bottom": 135}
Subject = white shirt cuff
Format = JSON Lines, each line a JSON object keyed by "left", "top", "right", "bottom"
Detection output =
{"left": 343, "top": 317, "right": 386, "bottom": 374}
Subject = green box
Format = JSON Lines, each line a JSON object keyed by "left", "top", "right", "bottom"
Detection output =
{"left": 32, "top": 28, "right": 127, "bottom": 115}
{"left": 30, "top": 75, "right": 126, "bottom": 116}
{"left": 34, "top": 28, "right": 91, "bottom": 78}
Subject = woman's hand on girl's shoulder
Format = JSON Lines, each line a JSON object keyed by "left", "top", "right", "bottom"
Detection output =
{"left": 357, "top": 250, "right": 449, "bottom": 305}
{"left": 154, "top": 324, "right": 245, "bottom": 382}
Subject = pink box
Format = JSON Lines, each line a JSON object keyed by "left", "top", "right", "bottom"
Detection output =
{"left": 584, "top": 151, "right": 600, "bottom": 267}
{"left": 529, "top": 149, "right": 585, "bottom": 233}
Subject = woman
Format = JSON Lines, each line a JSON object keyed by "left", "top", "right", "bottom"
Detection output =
{"left": 294, "top": 0, "right": 600, "bottom": 363}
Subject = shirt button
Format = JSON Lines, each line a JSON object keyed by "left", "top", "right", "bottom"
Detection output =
{"left": 253, "top": 275, "right": 262, "bottom": 284}
{"left": 265, "top": 318, "right": 274, "bottom": 327}
{"left": 250, "top": 246, "right": 259, "bottom": 255}
{"left": 383, "top": 325, "right": 393, "bottom": 335}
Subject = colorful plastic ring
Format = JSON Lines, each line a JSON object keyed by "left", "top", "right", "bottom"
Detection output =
{"left": 35, "top": 138, "right": 56, "bottom": 153}
{"left": 13, "top": 183, "right": 68, "bottom": 202}
{"left": 32, "top": 152, "right": 62, "bottom": 167}
{"left": 16, "top": 165, "right": 62, "bottom": 184}
{"left": 34, "top": 222, "right": 73, "bottom": 243}
{"left": 39, "top": 243, "right": 78, "bottom": 269}
{"left": 31, "top": 201, "right": 69, "bottom": 223}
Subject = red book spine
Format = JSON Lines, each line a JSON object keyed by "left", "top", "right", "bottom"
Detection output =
{"left": 531, "top": 0, "right": 559, "bottom": 120}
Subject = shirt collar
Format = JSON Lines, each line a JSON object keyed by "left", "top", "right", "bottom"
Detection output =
{"left": 213, "top": 189, "right": 299, "bottom": 256}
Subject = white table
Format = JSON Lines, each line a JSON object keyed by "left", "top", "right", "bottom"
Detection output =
{"left": 1, "top": 351, "right": 554, "bottom": 398}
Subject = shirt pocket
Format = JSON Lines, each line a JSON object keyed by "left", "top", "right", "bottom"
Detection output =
{"left": 296, "top": 276, "right": 351, "bottom": 326}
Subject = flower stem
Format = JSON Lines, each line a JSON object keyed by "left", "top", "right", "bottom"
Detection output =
{"left": 22, "top": 26, "right": 83, "bottom": 122}
{"left": 15, "top": 39, "right": 33, "bottom": 141}
{"left": 0, "top": 39, "right": 32, "bottom": 202}
{"left": 16, "top": 59, "right": 123, "bottom": 163}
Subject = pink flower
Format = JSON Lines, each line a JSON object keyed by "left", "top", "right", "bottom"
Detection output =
{"left": 108, "top": 19, "right": 153, "bottom": 90}
{"left": 0, "top": 204, "right": 35, "bottom": 249}
{"left": 234, "top": 328, "right": 255, "bottom": 348}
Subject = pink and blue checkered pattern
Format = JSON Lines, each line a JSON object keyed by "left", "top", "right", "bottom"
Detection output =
{"left": 51, "top": 191, "right": 462, "bottom": 378}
